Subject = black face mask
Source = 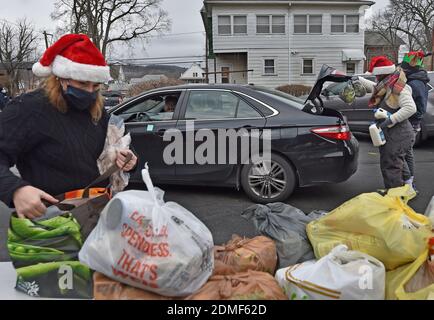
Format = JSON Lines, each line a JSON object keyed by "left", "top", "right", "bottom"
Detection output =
{"left": 62, "top": 85, "right": 98, "bottom": 111}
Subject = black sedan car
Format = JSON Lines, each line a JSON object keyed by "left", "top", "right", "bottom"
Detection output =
{"left": 109, "top": 84, "right": 359, "bottom": 203}
{"left": 321, "top": 73, "right": 434, "bottom": 144}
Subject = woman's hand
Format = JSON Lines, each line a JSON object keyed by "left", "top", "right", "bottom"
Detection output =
{"left": 116, "top": 149, "right": 137, "bottom": 172}
{"left": 13, "top": 186, "right": 59, "bottom": 219}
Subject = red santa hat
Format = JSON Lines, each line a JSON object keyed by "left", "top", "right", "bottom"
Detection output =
{"left": 367, "top": 56, "right": 396, "bottom": 76}
{"left": 32, "top": 34, "right": 111, "bottom": 83}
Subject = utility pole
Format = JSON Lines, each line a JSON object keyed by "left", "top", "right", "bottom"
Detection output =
{"left": 43, "top": 31, "right": 49, "bottom": 49}
{"left": 205, "top": 31, "right": 209, "bottom": 84}
{"left": 431, "top": 27, "right": 434, "bottom": 71}
{"left": 43, "top": 31, "right": 53, "bottom": 49}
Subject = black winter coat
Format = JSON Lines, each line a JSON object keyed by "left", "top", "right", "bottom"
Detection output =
{"left": 0, "top": 89, "right": 109, "bottom": 206}
{"left": 401, "top": 62, "right": 430, "bottom": 125}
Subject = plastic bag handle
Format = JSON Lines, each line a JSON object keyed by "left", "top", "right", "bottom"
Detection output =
{"left": 141, "top": 163, "right": 165, "bottom": 234}
{"left": 141, "top": 163, "right": 157, "bottom": 203}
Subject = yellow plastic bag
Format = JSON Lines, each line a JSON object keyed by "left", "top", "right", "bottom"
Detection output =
{"left": 386, "top": 250, "right": 434, "bottom": 300}
{"left": 306, "top": 186, "right": 432, "bottom": 270}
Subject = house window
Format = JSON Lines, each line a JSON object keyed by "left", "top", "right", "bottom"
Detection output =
{"left": 256, "top": 16, "right": 270, "bottom": 33}
{"left": 331, "top": 15, "right": 345, "bottom": 33}
{"left": 193, "top": 72, "right": 198, "bottom": 78}
{"left": 272, "top": 16, "right": 286, "bottom": 33}
{"left": 233, "top": 16, "right": 247, "bottom": 34}
{"left": 302, "top": 59, "right": 314, "bottom": 74}
{"left": 331, "top": 15, "right": 359, "bottom": 33}
{"left": 264, "top": 59, "right": 276, "bottom": 75}
{"left": 294, "top": 15, "right": 307, "bottom": 34}
{"left": 346, "top": 62, "right": 356, "bottom": 75}
{"left": 256, "top": 15, "right": 285, "bottom": 34}
{"left": 221, "top": 67, "right": 230, "bottom": 83}
{"left": 346, "top": 15, "right": 359, "bottom": 33}
{"left": 294, "top": 15, "right": 322, "bottom": 34}
{"left": 218, "top": 16, "right": 231, "bottom": 35}
{"left": 309, "top": 15, "right": 322, "bottom": 34}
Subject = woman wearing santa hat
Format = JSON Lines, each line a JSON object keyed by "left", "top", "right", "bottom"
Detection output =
{"left": 0, "top": 34, "right": 137, "bottom": 219}
{"left": 357, "top": 55, "right": 417, "bottom": 189}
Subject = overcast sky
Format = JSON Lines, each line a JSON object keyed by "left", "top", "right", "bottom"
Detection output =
{"left": 0, "top": 0, "right": 388, "bottom": 65}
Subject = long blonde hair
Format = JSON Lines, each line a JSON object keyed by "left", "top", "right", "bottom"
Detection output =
{"left": 43, "top": 75, "right": 104, "bottom": 122}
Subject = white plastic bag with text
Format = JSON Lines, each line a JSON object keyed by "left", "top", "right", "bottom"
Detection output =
{"left": 79, "top": 165, "right": 214, "bottom": 297}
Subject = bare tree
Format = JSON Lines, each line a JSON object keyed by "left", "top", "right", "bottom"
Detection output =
{"left": 368, "top": 0, "right": 434, "bottom": 68}
{"left": 0, "top": 19, "right": 39, "bottom": 95}
{"left": 390, "top": 0, "right": 434, "bottom": 51}
{"left": 51, "top": 0, "right": 171, "bottom": 57}
{"left": 370, "top": 9, "right": 406, "bottom": 62}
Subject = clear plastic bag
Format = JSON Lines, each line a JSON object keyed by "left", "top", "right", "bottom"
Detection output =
{"left": 339, "top": 81, "right": 356, "bottom": 104}
{"left": 98, "top": 115, "right": 132, "bottom": 193}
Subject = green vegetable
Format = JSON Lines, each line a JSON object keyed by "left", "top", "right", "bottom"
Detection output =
{"left": 15, "top": 246, "right": 26, "bottom": 254}
{"left": 10, "top": 215, "right": 83, "bottom": 246}
{"left": 8, "top": 242, "right": 71, "bottom": 264}
{"left": 10, "top": 217, "right": 46, "bottom": 239}
{"left": 8, "top": 229, "right": 22, "bottom": 242}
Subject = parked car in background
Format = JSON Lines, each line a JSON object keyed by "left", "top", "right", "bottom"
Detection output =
{"left": 109, "top": 84, "right": 359, "bottom": 203}
{"left": 321, "top": 72, "right": 434, "bottom": 145}
{"left": 102, "top": 90, "right": 124, "bottom": 109}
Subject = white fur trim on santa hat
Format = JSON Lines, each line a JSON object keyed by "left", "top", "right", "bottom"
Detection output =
{"left": 372, "top": 65, "right": 396, "bottom": 76}
{"left": 32, "top": 62, "right": 53, "bottom": 78}
{"left": 51, "top": 55, "right": 111, "bottom": 83}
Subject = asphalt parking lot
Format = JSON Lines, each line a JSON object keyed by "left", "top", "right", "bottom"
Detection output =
{"left": 1, "top": 133, "right": 433, "bottom": 261}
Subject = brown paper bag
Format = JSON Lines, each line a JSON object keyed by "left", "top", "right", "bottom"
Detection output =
{"left": 93, "top": 272, "right": 173, "bottom": 300}
{"left": 187, "top": 270, "right": 288, "bottom": 300}
{"left": 214, "top": 235, "right": 277, "bottom": 275}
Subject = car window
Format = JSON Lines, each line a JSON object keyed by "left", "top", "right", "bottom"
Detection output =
{"left": 185, "top": 91, "right": 260, "bottom": 120}
{"left": 115, "top": 92, "right": 181, "bottom": 123}
{"left": 236, "top": 99, "right": 262, "bottom": 118}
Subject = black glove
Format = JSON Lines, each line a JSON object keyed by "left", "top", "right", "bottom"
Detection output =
{"left": 379, "top": 117, "right": 393, "bottom": 129}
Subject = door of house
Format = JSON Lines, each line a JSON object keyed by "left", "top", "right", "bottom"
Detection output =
{"left": 221, "top": 67, "right": 230, "bottom": 83}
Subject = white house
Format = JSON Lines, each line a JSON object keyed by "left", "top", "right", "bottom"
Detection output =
{"left": 201, "top": 0, "right": 374, "bottom": 88}
{"left": 180, "top": 63, "right": 206, "bottom": 83}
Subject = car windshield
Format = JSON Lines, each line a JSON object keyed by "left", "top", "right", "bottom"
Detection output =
{"left": 251, "top": 86, "right": 304, "bottom": 110}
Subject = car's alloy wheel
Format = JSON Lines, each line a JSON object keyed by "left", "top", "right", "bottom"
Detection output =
{"left": 241, "top": 153, "right": 296, "bottom": 203}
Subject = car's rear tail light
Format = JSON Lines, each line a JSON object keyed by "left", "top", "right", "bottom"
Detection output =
{"left": 311, "top": 125, "right": 351, "bottom": 141}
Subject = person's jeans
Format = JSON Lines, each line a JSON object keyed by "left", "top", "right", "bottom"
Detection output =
{"left": 404, "top": 125, "right": 420, "bottom": 181}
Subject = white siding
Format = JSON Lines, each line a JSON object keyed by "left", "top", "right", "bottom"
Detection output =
{"left": 289, "top": 5, "right": 367, "bottom": 85}
{"left": 207, "top": 3, "right": 370, "bottom": 87}
{"left": 289, "top": 5, "right": 366, "bottom": 49}
{"left": 289, "top": 49, "right": 364, "bottom": 86}
{"left": 212, "top": 5, "right": 290, "bottom": 52}
{"left": 248, "top": 49, "right": 289, "bottom": 88}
